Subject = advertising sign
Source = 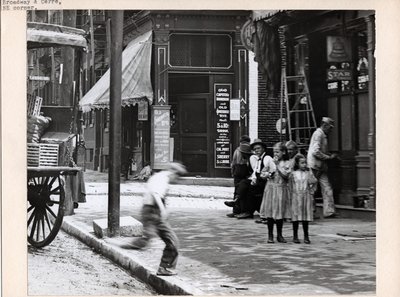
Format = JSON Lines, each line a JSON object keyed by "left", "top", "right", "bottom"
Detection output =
{"left": 230, "top": 98, "right": 240, "bottom": 121}
{"left": 151, "top": 106, "right": 170, "bottom": 169}
{"left": 214, "top": 83, "right": 231, "bottom": 168}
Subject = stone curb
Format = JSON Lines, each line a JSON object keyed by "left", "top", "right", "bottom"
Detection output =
{"left": 61, "top": 217, "right": 204, "bottom": 296}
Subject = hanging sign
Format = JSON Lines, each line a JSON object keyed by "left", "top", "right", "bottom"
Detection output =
{"left": 326, "top": 36, "right": 352, "bottom": 63}
{"left": 214, "top": 83, "right": 231, "bottom": 168}
{"left": 230, "top": 98, "right": 240, "bottom": 121}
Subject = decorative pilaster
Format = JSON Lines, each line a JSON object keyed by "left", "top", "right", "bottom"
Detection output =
{"left": 366, "top": 14, "right": 376, "bottom": 208}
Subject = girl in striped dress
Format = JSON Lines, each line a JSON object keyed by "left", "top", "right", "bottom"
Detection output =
{"left": 260, "top": 142, "right": 291, "bottom": 243}
{"left": 289, "top": 154, "right": 318, "bottom": 244}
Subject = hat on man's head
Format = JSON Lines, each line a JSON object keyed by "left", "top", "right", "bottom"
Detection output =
{"left": 239, "top": 143, "right": 252, "bottom": 155}
{"left": 239, "top": 135, "right": 251, "bottom": 143}
{"left": 167, "top": 162, "right": 187, "bottom": 175}
{"left": 321, "top": 117, "right": 335, "bottom": 127}
{"left": 250, "top": 138, "right": 267, "bottom": 150}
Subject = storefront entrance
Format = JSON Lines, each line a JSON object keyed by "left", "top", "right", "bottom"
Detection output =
{"left": 169, "top": 73, "right": 233, "bottom": 177}
{"left": 170, "top": 94, "right": 210, "bottom": 175}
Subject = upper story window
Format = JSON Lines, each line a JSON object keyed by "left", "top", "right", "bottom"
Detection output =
{"left": 169, "top": 33, "right": 232, "bottom": 69}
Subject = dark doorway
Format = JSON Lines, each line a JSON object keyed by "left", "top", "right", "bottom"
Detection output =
{"left": 170, "top": 94, "right": 210, "bottom": 176}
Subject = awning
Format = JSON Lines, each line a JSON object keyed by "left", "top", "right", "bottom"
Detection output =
{"left": 79, "top": 30, "right": 153, "bottom": 112}
{"left": 27, "top": 22, "right": 87, "bottom": 49}
{"left": 252, "top": 10, "right": 283, "bottom": 22}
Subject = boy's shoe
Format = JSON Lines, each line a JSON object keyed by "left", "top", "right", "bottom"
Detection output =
{"left": 156, "top": 267, "right": 177, "bottom": 276}
{"left": 226, "top": 213, "right": 237, "bottom": 218}
{"left": 304, "top": 237, "right": 311, "bottom": 244}
{"left": 255, "top": 218, "right": 267, "bottom": 224}
{"left": 224, "top": 201, "right": 235, "bottom": 207}
{"left": 236, "top": 212, "right": 253, "bottom": 219}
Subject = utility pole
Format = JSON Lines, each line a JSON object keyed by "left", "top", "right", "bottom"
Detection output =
{"left": 108, "top": 10, "right": 123, "bottom": 236}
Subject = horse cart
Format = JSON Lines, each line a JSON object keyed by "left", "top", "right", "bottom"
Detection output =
{"left": 27, "top": 21, "right": 87, "bottom": 248}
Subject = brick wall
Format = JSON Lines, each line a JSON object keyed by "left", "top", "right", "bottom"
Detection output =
{"left": 257, "top": 71, "right": 285, "bottom": 153}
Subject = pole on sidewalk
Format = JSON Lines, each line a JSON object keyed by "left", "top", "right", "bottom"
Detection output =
{"left": 108, "top": 10, "right": 123, "bottom": 236}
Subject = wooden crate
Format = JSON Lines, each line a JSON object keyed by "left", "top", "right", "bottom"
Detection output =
{"left": 27, "top": 143, "right": 40, "bottom": 167}
{"left": 27, "top": 143, "right": 59, "bottom": 167}
{"left": 27, "top": 96, "right": 42, "bottom": 116}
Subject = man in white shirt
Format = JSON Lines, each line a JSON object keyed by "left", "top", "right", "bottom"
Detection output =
{"left": 236, "top": 139, "right": 276, "bottom": 219}
{"left": 307, "top": 117, "right": 338, "bottom": 218}
{"left": 121, "top": 162, "right": 187, "bottom": 276}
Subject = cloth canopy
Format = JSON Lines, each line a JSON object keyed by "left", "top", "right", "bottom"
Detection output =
{"left": 252, "top": 10, "right": 282, "bottom": 22}
{"left": 27, "top": 22, "right": 87, "bottom": 49}
{"left": 79, "top": 30, "right": 154, "bottom": 112}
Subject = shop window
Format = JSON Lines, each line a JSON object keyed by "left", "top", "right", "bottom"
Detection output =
{"left": 169, "top": 33, "right": 232, "bottom": 68}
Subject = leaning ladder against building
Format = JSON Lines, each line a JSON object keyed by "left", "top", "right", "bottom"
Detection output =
{"left": 279, "top": 28, "right": 317, "bottom": 151}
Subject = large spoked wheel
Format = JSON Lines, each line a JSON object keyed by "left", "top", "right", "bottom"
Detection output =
{"left": 27, "top": 175, "right": 65, "bottom": 248}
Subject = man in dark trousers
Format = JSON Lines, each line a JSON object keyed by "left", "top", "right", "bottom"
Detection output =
{"left": 225, "top": 135, "right": 253, "bottom": 217}
{"left": 235, "top": 139, "right": 276, "bottom": 219}
{"left": 121, "top": 162, "right": 187, "bottom": 276}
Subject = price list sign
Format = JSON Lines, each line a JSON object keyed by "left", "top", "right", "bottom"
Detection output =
{"left": 214, "top": 84, "right": 231, "bottom": 168}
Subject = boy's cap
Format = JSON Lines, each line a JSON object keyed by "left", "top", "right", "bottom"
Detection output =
{"left": 167, "top": 162, "right": 187, "bottom": 175}
{"left": 322, "top": 117, "right": 335, "bottom": 127}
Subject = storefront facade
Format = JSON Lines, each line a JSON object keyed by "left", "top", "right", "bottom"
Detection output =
{"left": 251, "top": 10, "right": 376, "bottom": 207}
{"left": 125, "top": 11, "right": 251, "bottom": 177}
{"left": 81, "top": 10, "right": 251, "bottom": 177}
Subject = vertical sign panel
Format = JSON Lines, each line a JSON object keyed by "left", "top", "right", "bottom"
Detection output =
{"left": 151, "top": 106, "right": 171, "bottom": 169}
{"left": 214, "top": 83, "right": 231, "bottom": 168}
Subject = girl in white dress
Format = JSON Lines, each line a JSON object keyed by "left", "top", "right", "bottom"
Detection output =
{"left": 289, "top": 154, "right": 317, "bottom": 244}
{"left": 260, "top": 142, "right": 291, "bottom": 243}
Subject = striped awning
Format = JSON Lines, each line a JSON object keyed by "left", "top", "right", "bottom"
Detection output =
{"left": 79, "top": 31, "right": 154, "bottom": 112}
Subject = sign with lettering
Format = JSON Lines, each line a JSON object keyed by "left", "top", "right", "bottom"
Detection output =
{"left": 214, "top": 83, "right": 231, "bottom": 168}
{"left": 326, "top": 69, "right": 352, "bottom": 81}
{"left": 230, "top": 99, "right": 240, "bottom": 121}
{"left": 151, "top": 106, "right": 171, "bottom": 169}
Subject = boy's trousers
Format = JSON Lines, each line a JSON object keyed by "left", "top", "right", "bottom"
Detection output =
{"left": 133, "top": 204, "right": 179, "bottom": 269}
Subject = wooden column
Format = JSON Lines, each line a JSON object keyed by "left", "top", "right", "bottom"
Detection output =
{"left": 366, "top": 15, "right": 376, "bottom": 209}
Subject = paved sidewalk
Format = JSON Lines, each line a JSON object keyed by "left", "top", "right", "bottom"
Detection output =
{"left": 61, "top": 180, "right": 376, "bottom": 295}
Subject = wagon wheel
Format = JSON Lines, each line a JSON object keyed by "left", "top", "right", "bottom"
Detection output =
{"left": 27, "top": 174, "right": 65, "bottom": 248}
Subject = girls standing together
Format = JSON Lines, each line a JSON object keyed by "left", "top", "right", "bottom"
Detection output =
{"left": 256, "top": 141, "right": 317, "bottom": 244}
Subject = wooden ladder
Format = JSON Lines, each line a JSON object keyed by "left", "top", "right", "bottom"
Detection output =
{"left": 281, "top": 66, "right": 317, "bottom": 150}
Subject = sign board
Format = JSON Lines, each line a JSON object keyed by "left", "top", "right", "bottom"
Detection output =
{"left": 326, "top": 69, "right": 352, "bottom": 81}
{"left": 28, "top": 75, "right": 50, "bottom": 81}
{"left": 214, "top": 83, "right": 231, "bottom": 168}
{"left": 151, "top": 106, "right": 171, "bottom": 169}
{"left": 326, "top": 36, "right": 352, "bottom": 63}
{"left": 230, "top": 99, "right": 240, "bottom": 121}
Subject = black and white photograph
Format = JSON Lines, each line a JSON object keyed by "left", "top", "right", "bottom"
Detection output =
{"left": 2, "top": 1, "right": 400, "bottom": 297}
